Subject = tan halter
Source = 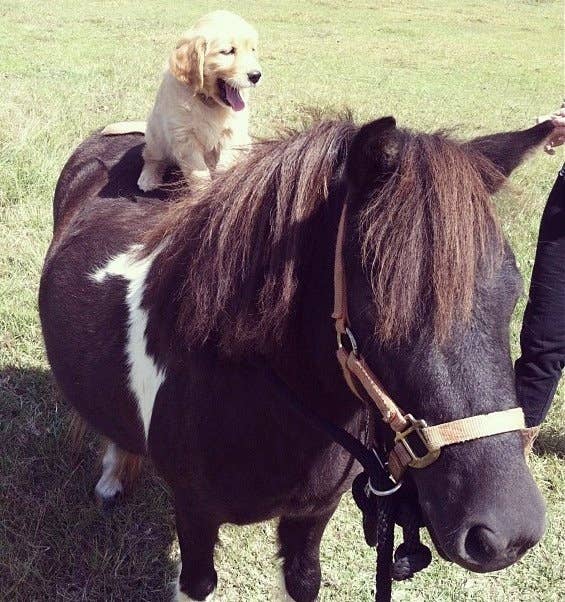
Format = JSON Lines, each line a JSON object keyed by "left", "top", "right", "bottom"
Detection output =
{"left": 332, "top": 203, "right": 525, "bottom": 482}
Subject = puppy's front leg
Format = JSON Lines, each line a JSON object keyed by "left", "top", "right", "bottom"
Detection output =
{"left": 215, "top": 130, "right": 252, "bottom": 172}
{"left": 138, "top": 135, "right": 169, "bottom": 192}
{"left": 176, "top": 146, "right": 211, "bottom": 183}
{"left": 215, "top": 148, "right": 240, "bottom": 172}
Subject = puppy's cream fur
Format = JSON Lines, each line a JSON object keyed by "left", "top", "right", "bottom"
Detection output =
{"left": 138, "top": 11, "right": 261, "bottom": 191}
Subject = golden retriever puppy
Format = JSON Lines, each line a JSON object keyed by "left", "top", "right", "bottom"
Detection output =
{"left": 137, "top": 10, "right": 261, "bottom": 191}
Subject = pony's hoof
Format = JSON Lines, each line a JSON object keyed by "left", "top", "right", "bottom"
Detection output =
{"left": 277, "top": 570, "right": 299, "bottom": 602}
{"left": 175, "top": 581, "right": 216, "bottom": 601}
{"left": 98, "top": 491, "right": 123, "bottom": 512}
{"left": 95, "top": 475, "right": 124, "bottom": 509}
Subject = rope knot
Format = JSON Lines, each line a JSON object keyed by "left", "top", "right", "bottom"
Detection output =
{"left": 392, "top": 541, "right": 432, "bottom": 581}
{"left": 352, "top": 468, "right": 433, "bottom": 600}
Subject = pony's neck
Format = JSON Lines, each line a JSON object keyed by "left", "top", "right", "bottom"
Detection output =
{"left": 270, "top": 187, "right": 362, "bottom": 422}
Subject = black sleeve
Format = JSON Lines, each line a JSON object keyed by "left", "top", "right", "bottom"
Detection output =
{"left": 515, "top": 165, "right": 565, "bottom": 427}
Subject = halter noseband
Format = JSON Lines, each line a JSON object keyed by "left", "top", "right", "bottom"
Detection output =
{"left": 332, "top": 203, "right": 525, "bottom": 483}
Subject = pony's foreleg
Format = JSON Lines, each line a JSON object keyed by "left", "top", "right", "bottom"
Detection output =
{"left": 95, "top": 440, "right": 141, "bottom": 506}
{"left": 277, "top": 506, "right": 338, "bottom": 602}
{"left": 174, "top": 494, "right": 219, "bottom": 601}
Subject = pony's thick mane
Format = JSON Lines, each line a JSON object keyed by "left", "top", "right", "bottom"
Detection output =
{"left": 359, "top": 132, "right": 504, "bottom": 344}
{"left": 144, "top": 117, "right": 356, "bottom": 354}
{"left": 145, "top": 118, "right": 505, "bottom": 354}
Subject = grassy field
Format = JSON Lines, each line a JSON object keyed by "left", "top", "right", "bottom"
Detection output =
{"left": 1, "top": 0, "right": 564, "bottom": 600}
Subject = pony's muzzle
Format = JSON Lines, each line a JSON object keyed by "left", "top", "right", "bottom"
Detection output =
{"left": 456, "top": 513, "right": 545, "bottom": 572}
{"left": 416, "top": 438, "right": 546, "bottom": 574}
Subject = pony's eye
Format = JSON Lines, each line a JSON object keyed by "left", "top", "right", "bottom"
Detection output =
{"left": 220, "top": 47, "right": 235, "bottom": 55}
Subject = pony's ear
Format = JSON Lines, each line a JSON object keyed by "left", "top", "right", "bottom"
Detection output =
{"left": 169, "top": 35, "right": 207, "bottom": 90}
{"left": 346, "top": 116, "right": 400, "bottom": 192}
{"left": 464, "top": 120, "right": 555, "bottom": 192}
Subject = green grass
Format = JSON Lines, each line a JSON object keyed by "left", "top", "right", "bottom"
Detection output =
{"left": 1, "top": 1, "right": 564, "bottom": 600}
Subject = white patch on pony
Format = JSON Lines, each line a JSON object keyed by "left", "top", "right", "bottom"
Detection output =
{"left": 95, "top": 442, "right": 123, "bottom": 500}
{"left": 90, "top": 244, "right": 165, "bottom": 440}
{"left": 277, "top": 568, "right": 298, "bottom": 602}
{"left": 174, "top": 572, "right": 215, "bottom": 601}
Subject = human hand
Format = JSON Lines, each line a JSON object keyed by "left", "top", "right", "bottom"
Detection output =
{"left": 536, "top": 104, "right": 565, "bottom": 155}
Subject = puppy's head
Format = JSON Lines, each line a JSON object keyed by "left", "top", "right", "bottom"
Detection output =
{"left": 170, "top": 10, "right": 261, "bottom": 112}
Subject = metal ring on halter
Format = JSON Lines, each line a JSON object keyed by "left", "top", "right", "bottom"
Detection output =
{"left": 365, "top": 476, "right": 403, "bottom": 497}
{"left": 336, "top": 326, "right": 359, "bottom": 356}
{"left": 364, "top": 448, "right": 403, "bottom": 497}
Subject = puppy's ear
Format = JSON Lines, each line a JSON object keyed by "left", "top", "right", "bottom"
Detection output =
{"left": 169, "top": 35, "right": 207, "bottom": 90}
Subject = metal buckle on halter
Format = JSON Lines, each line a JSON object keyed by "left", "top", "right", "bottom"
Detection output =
{"left": 337, "top": 327, "right": 359, "bottom": 356}
{"left": 395, "top": 414, "right": 441, "bottom": 469}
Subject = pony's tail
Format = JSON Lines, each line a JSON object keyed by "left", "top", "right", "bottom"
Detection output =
{"left": 68, "top": 411, "right": 143, "bottom": 490}
{"left": 68, "top": 410, "right": 88, "bottom": 452}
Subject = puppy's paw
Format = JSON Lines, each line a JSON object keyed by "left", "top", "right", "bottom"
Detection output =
{"left": 191, "top": 169, "right": 211, "bottom": 181}
{"left": 138, "top": 169, "right": 162, "bottom": 192}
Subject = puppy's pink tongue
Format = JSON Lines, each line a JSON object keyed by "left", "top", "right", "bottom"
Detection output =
{"left": 225, "top": 84, "right": 245, "bottom": 111}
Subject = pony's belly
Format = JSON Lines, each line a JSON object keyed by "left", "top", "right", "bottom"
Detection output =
{"left": 39, "top": 241, "right": 156, "bottom": 455}
{"left": 218, "top": 479, "right": 358, "bottom": 526}
{"left": 41, "top": 321, "right": 146, "bottom": 454}
{"left": 156, "top": 452, "right": 357, "bottom": 527}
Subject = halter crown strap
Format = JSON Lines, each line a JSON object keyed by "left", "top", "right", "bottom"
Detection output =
{"left": 332, "top": 201, "right": 350, "bottom": 333}
{"left": 332, "top": 202, "right": 525, "bottom": 482}
{"left": 333, "top": 204, "right": 409, "bottom": 432}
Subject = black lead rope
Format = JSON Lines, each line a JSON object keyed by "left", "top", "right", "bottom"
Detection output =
{"left": 252, "top": 360, "right": 432, "bottom": 602}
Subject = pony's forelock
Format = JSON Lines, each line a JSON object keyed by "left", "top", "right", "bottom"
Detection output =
{"left": 359, "top": 132, "right": 505, "bottom": 344}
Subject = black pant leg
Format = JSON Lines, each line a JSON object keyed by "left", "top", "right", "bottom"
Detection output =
{"left": 515, "top": 165, "right": 565, "bottom": 427}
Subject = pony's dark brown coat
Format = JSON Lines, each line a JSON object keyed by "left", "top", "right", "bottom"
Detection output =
{"left": 40, "top": 116, "right": 553, "bottom": 602}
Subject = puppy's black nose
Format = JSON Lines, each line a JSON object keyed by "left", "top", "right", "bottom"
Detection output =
{"left": 248, "top": 70, "right": 261, "bottom": 84}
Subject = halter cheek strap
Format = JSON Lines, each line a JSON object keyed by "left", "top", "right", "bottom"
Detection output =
{"left": 332, "top": 203, "right": 525, "bottom": 482}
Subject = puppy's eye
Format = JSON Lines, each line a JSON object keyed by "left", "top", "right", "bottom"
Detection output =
{"left": 220, "top": 47, "right": 235, "bottom": 55}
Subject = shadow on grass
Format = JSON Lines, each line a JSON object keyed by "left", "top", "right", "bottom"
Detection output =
{"left": 0, "top": 365, "right": 178, "bottom": 602}
{"left": 536, "top": 428, "right": 565, "bottom": 459}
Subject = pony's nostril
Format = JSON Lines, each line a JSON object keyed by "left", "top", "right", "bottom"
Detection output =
{"left": 464, "top": 526, "right": 503, "bottom": 564}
